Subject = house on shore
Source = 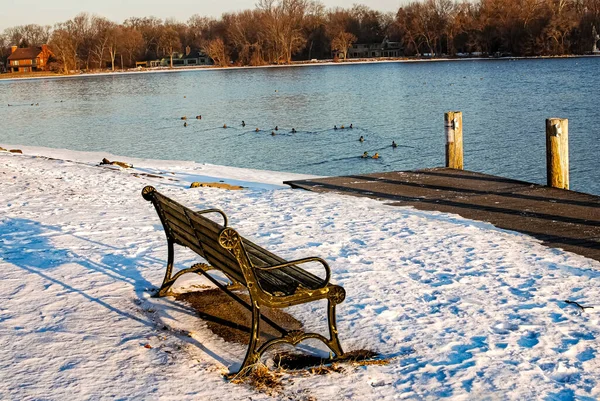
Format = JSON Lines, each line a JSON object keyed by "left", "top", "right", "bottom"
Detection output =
{"left": 334, "top": 39, "right": 402, "bottom": 60}
{"left": 138, "top": 47, "right": 212, "bottom": 68}
{"left": 7, "top": 45, "right": 53, "bottom": 73}
{"left": 347, "top": 39, "right": 402, "bottom": 59}
{"left": 167, "top": 47, "right": 213, "bottom": 67}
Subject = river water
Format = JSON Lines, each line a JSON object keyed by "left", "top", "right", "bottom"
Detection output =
{"left": 1, "top": 58, "right": 599, "bottom": 194}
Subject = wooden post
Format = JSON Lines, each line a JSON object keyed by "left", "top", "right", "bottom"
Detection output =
{"left": 546, "top": 118, "right": 569, "bottom": 189}
{"left": 445, "top": 111, "right": 463, "bottom": 170}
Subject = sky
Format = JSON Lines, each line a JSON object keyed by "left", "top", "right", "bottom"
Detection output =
{"left": 1, "top": 0, "right": 404, "bottom": 31}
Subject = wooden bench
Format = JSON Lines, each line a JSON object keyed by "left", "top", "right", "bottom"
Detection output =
{"left": 142, "top": 186, "right": 346, "bottom": 375}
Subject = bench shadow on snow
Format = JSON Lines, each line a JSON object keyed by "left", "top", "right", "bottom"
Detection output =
{"left": 0, "top": 217, "right": 350, "bottom": 371}
{"left": 0, "top": 217, "right": 157, "bottom": 327}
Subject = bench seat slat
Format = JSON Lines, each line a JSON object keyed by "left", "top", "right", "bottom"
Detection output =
{"left": 187, "top": 222, "right": 244, "bottom": 268}
{"left": 169, "top": 231, "right": 246, "bottom": 285}
{"left": 200, "top": 243, "right": 246, "bottom": 281}
{"left": 170, "top": 231, "right": 246, "bottom": 284}
{"left": 155, "top": 192, "right": 186, "bottom": 211}
{"left": 244, "top": 241, "right": 325, "bottom": 290}
{"left": 167, "top": 223, "right": 201, "bottom": 249}
{"left": 158, "top": 200, "right": 190, "bottom": 225}
{"left": 200, "top": 248, "right": 247, "bottom": 285}
{"left": 255, "top": 271, "right": 300, "bottom": 295}
{"left": 187, "top": 211, "right": 224, "bottom": 234}
{"left": 279, "top": 265, "right": 326, "bottom": 290}
{"left": 163, "top": 212, "right": 200, "bottom": 242}
{"left": 171, "top": 231, "right": 207, "bottom": 258}
{"left": 155, "top": 194, "right": 227, "bottom": 236}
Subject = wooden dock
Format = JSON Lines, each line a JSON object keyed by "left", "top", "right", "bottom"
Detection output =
{"left": 285, "top": 168, "right": 600, "bottom": 262}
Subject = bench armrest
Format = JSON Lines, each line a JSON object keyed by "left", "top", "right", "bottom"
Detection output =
{"left": 253, "top": 257, "right": 331, "bottom": 287}
{"left": 195, "top": 209, "right": 228, "bottom": 227}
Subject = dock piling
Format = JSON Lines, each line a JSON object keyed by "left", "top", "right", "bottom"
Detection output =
{"left": 546, "top": 118, "right": 569, "bottom": 189}
{"left": 444, "top": 111, "right": 463, "bottom": 170}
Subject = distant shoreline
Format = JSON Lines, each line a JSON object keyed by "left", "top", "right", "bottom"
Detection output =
{"left": 1, "top": 54, "right": 599, "bottom": 83}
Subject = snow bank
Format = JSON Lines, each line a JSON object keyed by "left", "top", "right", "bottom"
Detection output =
{"left": 1, "top": 144, "right": 318, "bottom": 189}
{"left": 0, "top": 147, "right": 598, "bottom": 400}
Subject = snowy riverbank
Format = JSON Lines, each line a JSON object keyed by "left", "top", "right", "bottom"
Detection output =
{"left": 2, "top": 54, "right": 599, "bottom": 83}
{"left": 1, "top": 146, "right": 599, "bottom": 400}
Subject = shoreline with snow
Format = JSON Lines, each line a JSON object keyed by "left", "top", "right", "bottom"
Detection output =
{"left": 1, "top": 54, "right": 599, "bottom": 83}
{"left": 0, "top": 144, "right": 318, "bottom": 190}
{"left": 1, "top": 146, "right": 599, "bottom": 400}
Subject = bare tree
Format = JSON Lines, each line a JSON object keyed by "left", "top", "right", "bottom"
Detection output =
{"left": 120, "top": 27, "right": 144, "bottom": 66}
{"left": 49, "top": 24, "right": 78, "bottom": 73}
{"left": 202, "top": 38, "right": 229, "bottom": 66}
{"left": 225, "top": 10, "right": 268, "bottom": 65}
{"left": 159, "top": 25, "right": 181, "bottom": 67}
{"left": 188, "top": 15, "right": 211, "bottom": 49}
{"left": 3, "top": 24, "right": 51, "bottom": 47}
{"left": 90, "top": 17, "right": 114, "bottom": 69}
{"left": 0, "top": 33, "right": 9, "bottom": 68}
{"left": 106, "top": 25, "right": 123, "bottom": 70}
{"left": 258, "top": 0, "right": 312, "bottom": 64}
{"left": 326, "top": 8, "right": 356, "bottom": 58}
{"left": 330, "top": 31, "right": 357, "bottom": 58}
{"left": 124, "top": 16, "right": 163, "bottom": 59}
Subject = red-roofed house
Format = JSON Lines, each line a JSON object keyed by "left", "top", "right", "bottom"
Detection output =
{"left": 7, "top": 45, "right": 53, "bottom": 73}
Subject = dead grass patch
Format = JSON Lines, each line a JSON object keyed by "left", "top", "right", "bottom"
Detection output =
{"left": 229, "top": 363, "right": 283, "bottom": 396}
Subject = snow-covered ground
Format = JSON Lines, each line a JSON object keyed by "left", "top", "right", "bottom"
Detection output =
{"left": 1, "top": 146, "right": 598, "bottom": 400}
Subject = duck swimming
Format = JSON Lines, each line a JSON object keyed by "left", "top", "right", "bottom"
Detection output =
{"left": 359, "top": 136, "right": 364, "bottom": 142}
{"left": 223, "top": 124, "right": 227, "bottom": 128}
{"left": 372, "top": 153, "right": 379, "bottom": 159}
{"left": 242, "top": 120, "right": 246, "bottom": 127}
{"left": 184, "top": 122, "right": 187, "bottom": 127}
{"left": 255, "top": 128, "right": 260, "bottom": 132}
{"left": 349, "top": 124, "right": 353, "bottom": 129}
{"left": 196, "top": 115, "right": 202, "bottom": 119}
{"left": 392, "top": 141, "right": 398, "bottom": 148}
{"left": 291, "top": 128, "right": 297, "bottom": 133}
{"left": 361, "top": 151, "right": 369, "bottom": 158}
{"left": 334, "top": 125, "right": 338, "bottom": 130}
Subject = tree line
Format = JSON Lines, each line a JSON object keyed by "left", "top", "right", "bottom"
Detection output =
{"left": 1, "top": 0, "right": 599, "bottom": 73}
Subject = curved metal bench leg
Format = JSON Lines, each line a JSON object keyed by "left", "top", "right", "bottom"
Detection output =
{"left": 237, "top": 303, "right": 262, "bottom": 375}
{"left": 327, "top": 300, "right": 344, "bottom": 357}
{"left": 157, "top": 239, "right": 175, "bottom": 297}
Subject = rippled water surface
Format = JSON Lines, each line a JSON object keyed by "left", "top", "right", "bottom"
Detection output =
{"left": 1, "top": 58, "right": 599, "bottom": 194}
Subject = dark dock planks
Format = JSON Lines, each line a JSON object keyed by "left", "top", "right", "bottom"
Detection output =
{"left": 285, "top": 168, "right": 600, "bottom": 262}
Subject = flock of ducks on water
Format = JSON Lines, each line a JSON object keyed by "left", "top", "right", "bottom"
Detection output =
{"left": 180, "top": 115, "right": 399, "bottom": 159}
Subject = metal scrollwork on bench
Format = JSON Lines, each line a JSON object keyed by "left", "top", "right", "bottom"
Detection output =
{"left": 329, "top": 286, "right": 346, "bottom": 305}
{"left": 141, "top": 185, "right": 156, "bottom": 200}
{"left": 219, "top": 227, "right": 241, "bottom": 250}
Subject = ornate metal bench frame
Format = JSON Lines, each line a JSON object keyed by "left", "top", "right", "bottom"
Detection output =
{"left": 142, "top": 186, "right": 345, "bottom": 375}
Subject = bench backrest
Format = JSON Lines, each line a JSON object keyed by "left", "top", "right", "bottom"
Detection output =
{"left": 142, "top": 186, "right": 248, "bottom": 286}
{"left": 142, "top": 186, "right": 329, "bottom": 297}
